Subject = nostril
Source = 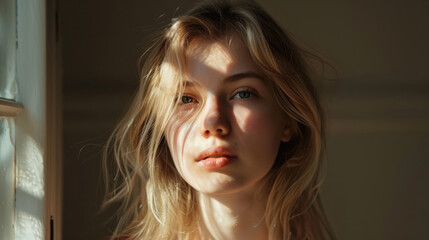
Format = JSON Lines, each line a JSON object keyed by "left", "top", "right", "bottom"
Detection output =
{"left": 204, "top": 128, "right": 223, "bottom": 135}
{"left": 201, "top": 111, "right": 230, "bottom": 136}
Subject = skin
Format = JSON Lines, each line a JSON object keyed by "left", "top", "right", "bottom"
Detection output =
{"left": 165, "top": 36, "right": 292, "bottom": 240}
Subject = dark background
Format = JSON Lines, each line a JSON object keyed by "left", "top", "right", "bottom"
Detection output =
{"left": 60, "top": 0, "right": 429, "bottom": 239}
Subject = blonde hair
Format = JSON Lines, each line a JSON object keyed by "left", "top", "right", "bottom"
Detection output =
{"left": 103, "top": 0, "right": 335, "bottom": 239}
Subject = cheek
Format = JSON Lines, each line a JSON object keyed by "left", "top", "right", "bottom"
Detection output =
{"left": 165, "top": 121, "right": 186, "bottom": 170}
{"left": 234, "top": 105, "right": 284, "bottom": 140}
{"left": 233, "top": 105, "right": 284, "bottom": 159}
{"left": 165, "top": 118, "right": 198, "bottom": 175}
{"left": 166, "top": 114, "right": 195, "bottom": 150}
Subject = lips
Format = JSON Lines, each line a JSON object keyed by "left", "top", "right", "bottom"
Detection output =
{"left": 196, "top": 146, "right": 237, "bottom": 169}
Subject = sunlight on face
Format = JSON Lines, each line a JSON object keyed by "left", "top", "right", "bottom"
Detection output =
{"left": 165, "top": 36, "right": 291, "bottom": 196}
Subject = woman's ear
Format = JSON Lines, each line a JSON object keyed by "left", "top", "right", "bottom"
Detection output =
{"left": 281, "top": 119, "right": 296, "bottom": 142}
{"left": 281, "top": 128, "right": 292, "bottom": 142}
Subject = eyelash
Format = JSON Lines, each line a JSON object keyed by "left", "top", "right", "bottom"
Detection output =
{"left": 179, "top": 87, "right": 258, "bottom": 105}
{"left": 180, "top": 95, "right": 197, "bottom": 104}
{"left": 231, "top": 87, "right": 258, "bottom": 100}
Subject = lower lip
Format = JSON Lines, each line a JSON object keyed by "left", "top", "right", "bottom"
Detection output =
{"left": 197, "top": 157, "right": 235, "bottom": 169}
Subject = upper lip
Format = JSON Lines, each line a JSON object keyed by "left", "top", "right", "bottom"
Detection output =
{"left": 196, "top": 146, "right": 237, "bottom": 161}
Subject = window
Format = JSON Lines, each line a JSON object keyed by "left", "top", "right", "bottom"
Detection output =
{"left": 0, "top": 0, "right": 61, "bottom": 239}
{"left": 1, "top": 1, "right": 19, "bottom": 239}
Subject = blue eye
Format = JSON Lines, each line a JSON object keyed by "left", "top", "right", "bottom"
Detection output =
{"left": 233, "top": 88, "right": 257, "bottom": 99}
{"left": 237, "top": 91, "right": 251, "bottom": 98}
{"left": 181, "top": 95, "right": 195, "bottom": 104}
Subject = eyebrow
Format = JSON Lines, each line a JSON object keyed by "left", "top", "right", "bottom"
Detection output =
{"left": 184, "top": 71, "right": 265, "bottom": 87}
{"left": 224, "top": 71, "right": 265, "bottom": 83}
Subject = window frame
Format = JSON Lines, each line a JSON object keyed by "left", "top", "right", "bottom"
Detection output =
{"left": 0, "top": 99, "right": 23, "bottom": 116}
{"left": 0, "top": 0, "right": 62, "bottom": 239}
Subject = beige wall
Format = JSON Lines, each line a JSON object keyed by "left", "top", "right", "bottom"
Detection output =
{"left": 258, "top": 1, "right": 429, "bottom": 239}
{"left": 60, "top": 1, "right": 429, "bottom": 239}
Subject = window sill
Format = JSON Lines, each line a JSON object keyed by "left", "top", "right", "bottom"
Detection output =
{"left": 0, "top": 98, "right": 23, "bottom": 117}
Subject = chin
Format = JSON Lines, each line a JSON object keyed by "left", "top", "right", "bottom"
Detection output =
{"left": 191, "top": 173, "right": 257, "bottom": 196}
{"left": 188, "top": 173, "right": 234, "bottom": 194}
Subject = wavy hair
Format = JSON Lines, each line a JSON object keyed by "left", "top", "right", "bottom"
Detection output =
{"left": 103, "top": 0, "right": 335, "bottom": 239}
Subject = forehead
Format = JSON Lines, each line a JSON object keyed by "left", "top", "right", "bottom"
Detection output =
{"left": 183, "top": 36, "right": 260, "bottom": 83}
{"left": 186, "top": 40, "right": 233, "bottom": 73}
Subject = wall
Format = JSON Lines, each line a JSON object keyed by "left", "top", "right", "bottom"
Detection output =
{"left": 259, "top": 1, "right": 429, "bottom": 239}
{"left": 60, "top": 0, "right": 429, "bottom": 239}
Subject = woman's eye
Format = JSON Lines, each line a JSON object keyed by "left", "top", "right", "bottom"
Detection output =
{"left": 181, "top": 95, "right": 195, "bottom": 104}
{"left": 237, "top": 91, "right": 251, "bottom": 98}
{"left": 232, "top": 88, "right": 257, "bottom": 99}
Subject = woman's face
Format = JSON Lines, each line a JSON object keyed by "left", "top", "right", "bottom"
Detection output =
{"left": 165, "top": 36, "right": 291, "bottom": 196}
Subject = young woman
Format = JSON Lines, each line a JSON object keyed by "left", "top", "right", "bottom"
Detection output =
{"left": 103, "top": 0, "right": 335, "bottom": 239}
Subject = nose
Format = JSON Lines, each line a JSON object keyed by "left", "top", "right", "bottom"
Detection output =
{"left": 201, "top": 96, "right": 230, "bottom": 137}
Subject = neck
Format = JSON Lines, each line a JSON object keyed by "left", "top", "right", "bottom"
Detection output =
{"left": 197, "top": 186, "right": 269, "bottom": 240}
